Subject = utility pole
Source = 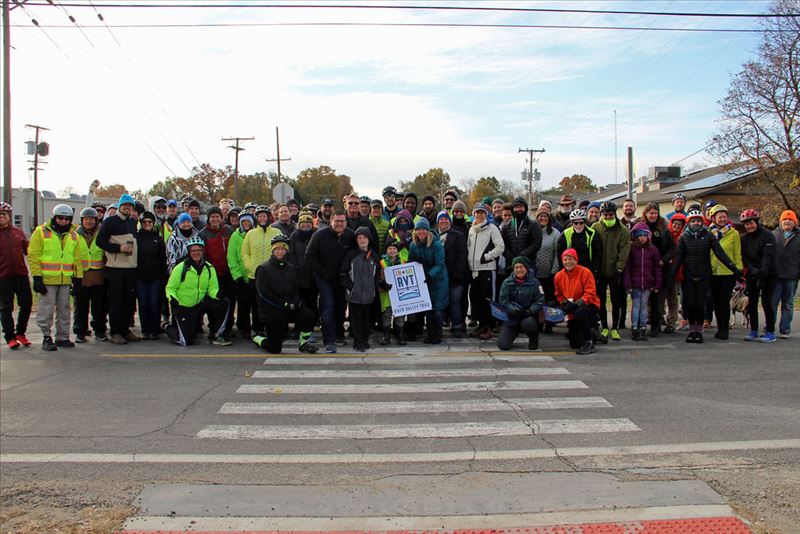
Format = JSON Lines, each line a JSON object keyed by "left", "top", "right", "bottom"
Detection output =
{"left": 26, "top": 123, "right": 49, "bottom": 228}
{"left": 266, "top": 126, "right": 291, "bottom": 183}
{"left": 627, "top": 146, "right": 635, "bottom": 200}
{"left": 518, "top": 147, "right": 545, "bottom": 209}
{"left": 3, "top": 0, "right": 12, "bottom": 204}
{"left": 221, "top": 136, "right": 254, "bottom": 206}
{"left": 614, "top": 110, "right": 618, "bottom": 184}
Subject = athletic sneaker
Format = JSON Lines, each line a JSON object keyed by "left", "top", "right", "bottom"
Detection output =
{"left": 779, "top": 332, "right": 790, "bottom": 339}
{"left": 7, "top": 338, "right": 21, "bottom": 350}
{"left": 212, "top": 336, "right": 233, "bottom": 346}
{"left": 324, "top": 344, "right": 337, "bottom": 354}
{"left": 677, "top": 320, "right": 689, "bottom": 331}
{"left": 576, "top": 341, "right": 595, "bottom": 355}
{"left": 600, "top": 328, "right": 609, "bottom": 339}
{"left": 15, "top": 334, "right": 31, "bottom": 347}
{"left": 610, "top": 329, "right": 621, "bottom": 341}
{"left": 758, "top": 332, "right": 776, "bottom": 343}
{"left": 744, "top": 330, "right": 759, "bottom": 341}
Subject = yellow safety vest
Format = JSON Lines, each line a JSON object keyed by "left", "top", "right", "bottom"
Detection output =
{"left": 78, "top": 231, "right": 106, "bottom": 271}
{"left": 28, "top": 221, "right": 83, "bottom": 285}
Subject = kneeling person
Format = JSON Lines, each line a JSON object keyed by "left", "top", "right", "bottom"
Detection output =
{"left": 497, "top": 257, "right": 545, "bottom": 351}
{"left": 555, "top": 248, "right": 602, "bottom": 355}
{"left": 253, "top": 235, "right": 318, "bottom": 354}
{"left": 165, "top": 237, "right": 232, "bottom": 346}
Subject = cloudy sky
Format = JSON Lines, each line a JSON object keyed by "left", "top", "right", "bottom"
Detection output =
{"left": 8, "top": 0, "right": 770, "bottom": 200}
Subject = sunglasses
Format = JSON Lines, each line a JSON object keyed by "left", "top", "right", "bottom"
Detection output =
{"left": 142, "top": 219, "right": 154, "bottom": 224}
{"left": 55, "top": 216, "right": 71, "bottom": 221}
{"left": 573, "top": 221, "right": 585, "bottom": 225}
{"left": 347, "top": 202, "right": 359, "bottom": 206}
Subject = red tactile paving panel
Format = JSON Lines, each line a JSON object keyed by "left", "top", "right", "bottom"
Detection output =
{"left": 123, "top": 515, "right": 753, "bottom": 534}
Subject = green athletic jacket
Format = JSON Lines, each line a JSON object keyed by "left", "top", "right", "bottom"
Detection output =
{"left": 227, "top": 227, "right": 248, "bottom": 282}
{"left": 166, "top": 259, "right": 221, "bottom": 307}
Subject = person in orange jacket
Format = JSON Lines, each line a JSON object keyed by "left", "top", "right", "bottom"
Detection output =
{"left": 554, "top": 248, "right": 601, "bottom": 354}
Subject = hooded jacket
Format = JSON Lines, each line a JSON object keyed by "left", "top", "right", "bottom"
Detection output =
{"left": 591, "top": 216, "right": 630, "bottom": 278}
{"left": 340, "top": 228, "right": 380, "bottom": 305}
{"left": 554, "top": 263, "right": 600, "bottom": 310}
{"left": 409, "top": 228, "right": 449, "bottom": 311}
{"left": 346, "top": 214, "right": 379, "bottom": 254}
{"left": 135, "top": 225, "right": 167, "bottom": 282}
{"left": 0, "top": 223, "right": 28, "bottom": 279}
{"left": 672, "top": 226, "right": 738, "bottom": 280}
{"left": 255, "top": 253, "right": 302, "bottom": 310}
{"left": 467, "top": 219, "right": 505, "bottom": 273}
{"left": 501, "top": 197, "right": 543, "bottom": 269}
{"left": 708, "top": 222, "right": 743, "bottom": 276}
{"left": 199, "top": 223, "right": 232, "bottom": 278}
{"left": 499, "top": 270, "right": 545, "bottom": 326}
{"left": 741, "top": 224, "right": 776, "bottom": 280}
{"left": 166, "top": 258, "right": 220, "bottom": 307}
{"left": 623, "top": 224, "right": 662, "bottom": 290}
{"left": 227, "top": 226, "right": 249, "bottom": 282}
{"left": 773, "top": 226, "right": 800, "bottom": 280}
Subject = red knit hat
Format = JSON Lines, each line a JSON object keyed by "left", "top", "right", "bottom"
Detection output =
{"left": 561, "top": 248, "right": 579, "bottom": 261}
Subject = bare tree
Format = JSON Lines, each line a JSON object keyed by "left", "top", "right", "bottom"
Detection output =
{"left": 709, "top": 0, "right": 800, "bottom": 214}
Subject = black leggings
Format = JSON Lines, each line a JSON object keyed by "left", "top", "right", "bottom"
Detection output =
{"left": 681, "top": 277, "right": 710, "bottom": 326}
{"left": 166, "top": 297, "right": 230, "bottom": 346}
{"left": 597, "top": 276, "right": 625, "bottom": 329}
{"left": 746, "top": 277, "right": 777, "bottom": 333}
{"left": 258, "top": 305, "right": 316, "bottom": 354}
{"left": 567, "top": 304, "right": 599, "bottom": 348}
{"left": 710, "top": 275, "right": 735, "bottom": 334}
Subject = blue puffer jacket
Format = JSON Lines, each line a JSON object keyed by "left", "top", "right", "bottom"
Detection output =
{"left": 408, "top": 231, "right": 449, "bottom": 311}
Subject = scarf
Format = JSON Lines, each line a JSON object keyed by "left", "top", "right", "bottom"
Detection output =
{"left": 708, "top": 223, "right": 732, "bottom": 239}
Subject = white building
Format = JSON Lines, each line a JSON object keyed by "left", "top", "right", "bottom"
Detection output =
{"left": 0, "top": 187, "right": 116, "bottom": 236}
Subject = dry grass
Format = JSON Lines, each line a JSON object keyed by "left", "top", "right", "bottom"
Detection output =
{"left": 0, "top": 505, "right": 135, "bottom": 534}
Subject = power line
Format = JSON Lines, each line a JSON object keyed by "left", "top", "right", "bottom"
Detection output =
{"left": 10, "top": 21, "right": 785, "bottom": 33}
{"left": 16, "top": 2, "right": 797, "bottom": 18}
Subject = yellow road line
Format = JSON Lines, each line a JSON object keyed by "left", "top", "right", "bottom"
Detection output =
{"left": 102, "top": 351, "right": 574, "bottom": 359}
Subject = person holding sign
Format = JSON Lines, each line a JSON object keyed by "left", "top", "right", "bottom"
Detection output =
{"left": 408, "top": 218, "right": 449, "bottom": 345}
{"left": 497, "top": 256, "right": 545, "bottom": 351}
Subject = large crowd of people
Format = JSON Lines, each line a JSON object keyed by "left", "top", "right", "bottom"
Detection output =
{"left": 1, "top": 187, "right": 798, "bottom": 355}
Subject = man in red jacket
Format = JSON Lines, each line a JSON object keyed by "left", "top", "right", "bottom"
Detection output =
{"left": 199, "top": 206, "right": 234, "bottom": 338}
{"left": 0, "top": 202, "right": 33, "bottom": 350}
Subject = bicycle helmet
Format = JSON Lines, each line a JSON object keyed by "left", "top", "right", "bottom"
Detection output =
{"left": 91, "top": 201, "right": 106, "bottom": 210}
{"left": 686, "top": 208, "right": 704, "bottom": 221}
{"left": 739, "top": 209, "right": 760, "bottom": 223}
{"left": 80, "top": 207, "right": 98, "bottom": 219}
{"left": 244, "top": 202, "right": 257, "bottom": 210}
{"left": 382, "top": 186, "right": 397, "bottom": 197}
{"left": 271, "top": 234, "right": 290, "bottom": 248}
{"left": 186, "top": 236, "right": 205, "bottom": 248}
{"left": 569, "top": 208, "right": 587, "bottom": 222}
{"left": 599, "top": 201, "right": 616, "bottom": 213}
{"left": 672, "top": 192, "right": 687, "bottom": 202}
{"left": 0, "top": 202, "right": 11, "bottom": 213}
{"left": 52, "top": 204, "right": 74, "bottom": 217}
{"left": 707, "top": 204, "right": 727, "bottom": 218}
{"left": 704, "top": 199, "right": 718, "bottom": 211}
{"left": 360, "top": 195, "right": 371, "bottom": 203}
{"left": 255, "top": 205, "right": 270, "bottom": 216}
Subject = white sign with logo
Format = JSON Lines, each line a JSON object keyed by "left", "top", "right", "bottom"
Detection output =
{"left": 384, "top": 261, "right": 432, "bottom": 317}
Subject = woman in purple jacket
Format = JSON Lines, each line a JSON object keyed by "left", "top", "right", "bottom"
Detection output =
{"left": 623, "top": 222, "right": 662, "bottom": 341}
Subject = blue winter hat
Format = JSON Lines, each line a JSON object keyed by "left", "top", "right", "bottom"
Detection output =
{"left": 238, "top": 213, "right": 254, "bottom": 225}
{"left": 588, "top": 201, "right": 601, "bottom": 210}
{"left": 167, "top": 199, "right": 178, "bottom": 207}
{"left": 177, "top": 213, "right": 192, "bottom": 225}
{"left": 437, "top": 210, "right": 451, "bottom": 223}
{"left": 118, "top": 193, "right": 135, "bottom": 207}
{"left": 414, "top": 218, "right": 431, "bottom": 230}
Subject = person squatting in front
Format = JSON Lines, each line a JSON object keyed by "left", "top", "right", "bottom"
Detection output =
{"left": 555, "top": 248, "right": 601, "bottom": 355}
{"left": 497, "top": 256, "right": 545, "bottom": 351}
{"left": 164, "top": 237, "right": 232, "bottom": 346}
{"left": 252, "top": 234, "right": 318, "bottom": 354}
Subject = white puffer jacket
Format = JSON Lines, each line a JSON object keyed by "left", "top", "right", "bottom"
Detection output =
{"left": 468, "top": 221, "right": 505, "bottom": 274}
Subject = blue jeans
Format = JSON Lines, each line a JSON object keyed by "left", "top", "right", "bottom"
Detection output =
{"left": 773, "top": 278, "right": 798, "bottom": 334}
{"left": 630, "top": 288, "right": 650, "bottom": 329}
{"left": 136, "top": 279, "right": 162, "bottom": 335}
{"left": 448, "top": 284, "right": 464, "bottom": 329}
{"left": 314, "top": 274, "right": 346, "bottom": 345}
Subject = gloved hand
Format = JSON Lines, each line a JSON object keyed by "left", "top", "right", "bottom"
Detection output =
{"left": 506, "top": 308, "right": 523, "bottom": 319}
{"left": 283, "top": 302, "right": 297, "bottom": 312}
{"left": 32, "top": 276, "right": 47, "bottom": 295}
{"left": 378, "top": 280, "right": 393, "bottom": 291}
{"left": 561, "top": 300, "right": 577, "bottom": 314}
{"left": 575, "top": 298, "right": 585, "bottom": 307}
{"left": 70, "top": 278, "right": 80, "bottom": 297}
{"left": 733, "top": 268, "right": 744, "bottom": 279}
{"left": 169, "top": 297, "right": 180, "bottom": 310}
{"left": 520, "top": 309, "right": 533, "bottom": 318}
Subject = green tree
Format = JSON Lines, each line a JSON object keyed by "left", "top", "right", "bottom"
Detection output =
{"left": 294, "top": 165, "right": 353, "bottom": 208}
{"left": 226, "top": 172, "right": 277, "bottom": 206}
{"left": 559, "top": 174, "right": 596, "bottom": 195}
{"left": 709, "top": 0, "right": 800, "bottom": 215}
{"left": 400, "top": 168, "right": 452, "bottom": 201}
{"left": 148, "top": 177, "right": 187, "bottom": 199}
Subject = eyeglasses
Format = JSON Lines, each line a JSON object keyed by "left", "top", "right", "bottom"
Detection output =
{"left": 347, "top": 202, "right": 359, "bottom": 206}
{"left": 54, "top": 216, "right": 71, "bottom": 221}
{"left": 142, "top": 220, "right": 154, "bottom": 224}
{"left": 573, "top": 221, "right": 585, "bottom": 225}
{"left": 155, "top": 205, "right": 166, "bottom": 210}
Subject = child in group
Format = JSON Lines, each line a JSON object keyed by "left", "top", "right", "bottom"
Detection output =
{"left": 340, "top": 227, "right": 381, "bottom": 352}
{"left": 670, "top": 209, "right": 741, "bottom": 344}
{"left": 623, "top": 222, "right": 663, "bottom": 341}
{"left": 379, "top": 237, "right": 407, "bottom": 346}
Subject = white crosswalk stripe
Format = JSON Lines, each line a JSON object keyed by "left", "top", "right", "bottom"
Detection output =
{"left": 198, "top": 352, "right": 641, "bottom": 448}
{"left": 219, "top": 397, "right": 613, "bottom": 415}
{"left": 250, "top": 368, "right": 571, "bottom": 379}
{"left": 197, "top": 419, "right": 640, "bottom": 440}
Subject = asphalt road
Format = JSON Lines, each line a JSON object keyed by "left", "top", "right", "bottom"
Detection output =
{"left": 1, "top": 322, "right": 799, "bottom": 532}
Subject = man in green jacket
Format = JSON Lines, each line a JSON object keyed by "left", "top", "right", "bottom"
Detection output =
{"left": 165, "top": 237, "right": 232, "bottom": 346}
{"left": 591, "top": 201, "right": 630, "bottom": 341}
{"left": 227, "top": 212, "right": 255, "bottom": 338}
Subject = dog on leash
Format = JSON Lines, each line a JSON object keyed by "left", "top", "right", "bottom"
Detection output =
{"left": 730, "top": 281, "right": 749, "bottom": 329}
